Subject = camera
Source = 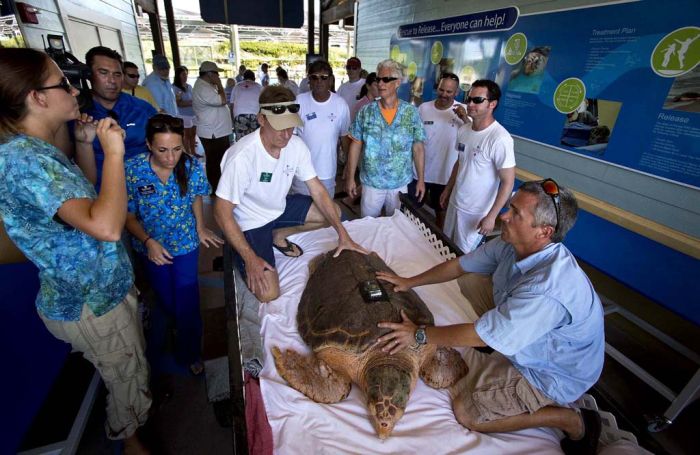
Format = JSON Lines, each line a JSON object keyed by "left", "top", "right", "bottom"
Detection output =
{"left": 43, "top": 34, "right": 93, "bottom": 111}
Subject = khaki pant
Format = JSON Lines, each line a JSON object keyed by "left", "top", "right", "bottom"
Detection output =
{"left": 40, "top": 287, "right": 151, "bottom": 439}
{"left": 453, "top": 273, "right": 557, "bottom": 424}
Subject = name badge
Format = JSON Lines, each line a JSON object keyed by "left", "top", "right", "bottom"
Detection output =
{"left": 137, "top": 184, "right": 156, "bottom": 195}
{"left": 423, "top": 120, "right": 434, "bottom": 125}
{"left": 306, "top": 112, "right": 317, "bottom": 120}
{"left": 457, "top": 143, "right": 466, "bottom": 152}
{"left": 260, "top": 172, "right": 273, "bottom": 182}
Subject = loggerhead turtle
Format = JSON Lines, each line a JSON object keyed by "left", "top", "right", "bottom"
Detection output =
{"left": 272, "top": 250, "right": 468, "bottom": 439}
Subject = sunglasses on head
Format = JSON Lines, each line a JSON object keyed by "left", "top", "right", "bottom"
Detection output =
{"left": 465, "top": 96, "right": 491, "bottom": 104}
{"left": 36, "top": 77, "right": 73, "bottom": 94}
{"left": 149, "top": 115, "right": 184, "bottom": 130}
{"left": 540, "top": 178, "right": 561, "bottom": 233}
{"left": 309, "top": 74, "right": 330, "bottom": 81}
{"left": 377, "top": 76, "right": 398, "bottom": 83}
{"left": 260, "top": 103, "right": 301, "bottom": 114}
{"left": 440, "top": 73, "right": 459, "bottom": 81}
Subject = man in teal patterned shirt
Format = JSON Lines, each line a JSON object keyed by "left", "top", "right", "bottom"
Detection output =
{"left": 345, "top": 59, "right": 427, "bottom": 218}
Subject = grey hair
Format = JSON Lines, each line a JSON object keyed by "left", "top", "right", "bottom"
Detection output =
{"left": 376, "top": 59, "right": 403, "bottom": 79}
{"left": 518, "top": 180, "right": 578, "bottom": 243}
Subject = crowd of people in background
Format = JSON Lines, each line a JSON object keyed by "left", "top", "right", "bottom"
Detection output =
{"left": 0, "top": 43, "right": 604, "bottom": 455}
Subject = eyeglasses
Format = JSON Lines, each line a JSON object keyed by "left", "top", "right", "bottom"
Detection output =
{"left": 149, "top": 115, "right": 184, "bottom": 130}
{"left": 125, "top": 73, "right": 140, "bottom": 79}
{"left": 377, "top": 77, "right": 398, "bottom": 83}
{"left": 540, "top": 178, "right": 561, "bottom": 233}
{"left": 260, "top": 103, "right": 301, "bottom": 114}
{"left": 309, "top": 74, "right": 330, "bottom": 81}
{"left": 36, "top": 77, "right": 73, "bottom": 94}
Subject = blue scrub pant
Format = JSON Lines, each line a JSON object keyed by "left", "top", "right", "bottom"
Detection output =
{"left": 142, "top": 248, "right": 202, "bottom": 368}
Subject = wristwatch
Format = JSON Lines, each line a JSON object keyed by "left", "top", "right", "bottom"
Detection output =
{"left": 414, "top": 325, "right": 427, "bottom": 345}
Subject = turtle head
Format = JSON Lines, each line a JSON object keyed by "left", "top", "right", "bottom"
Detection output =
{"left": 365, "top": 363, "right": 412, "bottom": 439}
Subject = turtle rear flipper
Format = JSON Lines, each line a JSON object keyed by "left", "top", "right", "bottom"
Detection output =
{"left": 272, "top": 346, "right": 351, "bottom": 403}
{"left": 420, "top": 347, "right": 468, "bottom": 389}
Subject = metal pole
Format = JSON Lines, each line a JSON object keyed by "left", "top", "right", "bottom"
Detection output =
{"left": 307, "top": 0, "right": 315, "bottom": 55}
{"left": 233, "top": 25, "right": 241, "bottom": 70}
{"left": 163, "top": 0, "right": 180, "bottom": 67}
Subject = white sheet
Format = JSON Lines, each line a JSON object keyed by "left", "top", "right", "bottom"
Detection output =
{"left": 258, "top": 211, "right": 563, "bottom": 454}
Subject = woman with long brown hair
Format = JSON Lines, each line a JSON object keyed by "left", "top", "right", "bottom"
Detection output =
{"left": 0, "top": 48, "right": 150, "bottom": 454}
{"left": 125, "top": 114, "right": 222, "bottom": 375}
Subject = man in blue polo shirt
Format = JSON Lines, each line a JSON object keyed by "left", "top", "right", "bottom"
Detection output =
{"left": 75, "top": 46, "right": 157, "bottom": 190}
{"left": 376, "top": 180, "right": 605, "bottom": 455}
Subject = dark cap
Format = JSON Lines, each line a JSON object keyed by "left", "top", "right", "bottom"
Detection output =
{"left": 346, "top": 57, "right": 361, "bottom": 68}
{"left": 153, "top": 54, "right": 170, "bottom": 70}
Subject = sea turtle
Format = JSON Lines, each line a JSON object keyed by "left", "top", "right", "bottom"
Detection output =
{"left": 272, "top": 250, "right": 468, "bottom": 439}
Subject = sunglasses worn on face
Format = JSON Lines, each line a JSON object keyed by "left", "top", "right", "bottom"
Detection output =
{"left": 377, "top": 77, "right": 398, "bottom": 83}
{"left": 346, "top": 65, "right": 360, "bottom": 70}
{"left": 126, "top": 73, "right": 140, "bottom": 79}
{"left": 309, "top": 74, "right": 330, "bottom": 81}
{"left": 466, "top": 96, "right": 491, "bottom": 104}
{"left": 540, "top": 178, "right": 561, "bottom": 233}
{"left": 36, "top": 77, "right": 72, "bottom": 94}
{"left": 261, "top": 104, "right": 301, "bottom": 114}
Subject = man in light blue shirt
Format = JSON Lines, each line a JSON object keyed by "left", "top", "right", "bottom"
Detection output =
{"left": 377, "top": 179, "right": 605, "bottom": 455}
{"left": 143, "top": 54, "right": 178, "bottom": 115}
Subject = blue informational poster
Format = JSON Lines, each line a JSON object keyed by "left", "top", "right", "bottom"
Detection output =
{"left": 389, "top": 1, "right": 700, "bottom": 188}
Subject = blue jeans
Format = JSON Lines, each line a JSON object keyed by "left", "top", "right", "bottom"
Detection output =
{"left": 142, "top": 248, "right": 201, "bottom": 368}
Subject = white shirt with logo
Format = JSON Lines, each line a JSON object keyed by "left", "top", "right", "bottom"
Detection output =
{"left": 451, "top": 120, "right": 515, "bottom": 214}
{"left": 217, "top": 129, "right": 317, "bottom": 231}
{"left": 295, "top": 91, "right": 351, "bottom": 180}
{"left": 416, "top": 100, "right": 466, "bottom": 184}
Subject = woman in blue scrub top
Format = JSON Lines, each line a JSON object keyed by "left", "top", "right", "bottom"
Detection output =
{"left": 125, "top": 114, "right": 223, "bottom": 375}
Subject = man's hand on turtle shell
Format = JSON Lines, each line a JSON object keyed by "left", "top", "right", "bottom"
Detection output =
{"left": 332, "top": 236, "right": 369, "bottom": 258}
{"left": 376, "top": 271, "right": 412, "bottom": 292}
{"left": 377, "top": 310, "right": 418, "bottom": 355}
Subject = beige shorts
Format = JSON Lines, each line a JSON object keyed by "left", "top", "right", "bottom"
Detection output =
{"left": 40, "top": 287, "right": 151, "bottom": 439}
{"left": 453, "top": 273, "right": 558, "bottom": 424}
{"left": 452, "top": 348, "right": 557, "bottom": 424}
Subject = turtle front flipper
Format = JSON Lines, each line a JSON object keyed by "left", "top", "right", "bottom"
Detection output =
{"left": 272, "top": 346, "right": 351, "bottom": 403}
{"left": 420, "top": 347, "right": 468, "bottom": 389}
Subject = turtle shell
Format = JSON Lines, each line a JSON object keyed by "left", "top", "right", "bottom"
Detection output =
{"left": 297, "top": 250, "right": 434, "bottom": 353}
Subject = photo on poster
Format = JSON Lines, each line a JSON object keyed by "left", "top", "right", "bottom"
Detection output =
{"left": 662, "top": 65, "right": 700, "bottom": 113}
{"left": 560, "top": 98, "right": 621, "bottom": 155}
{"left": 508, "top": 46, "right": 551, "bottom": 94}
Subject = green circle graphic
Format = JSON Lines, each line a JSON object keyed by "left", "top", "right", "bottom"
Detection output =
{"left": 390, "top": 45, "right": 401, "bottom": 62}
{"left": 650, "top": 26, "right": 700, "bottom": 77}
{"left": 407, "top": 61, "right": 418, "bottom": 81}
{"left": 553, "top": 78, "right": 586, "bottom": 114}
{"left": 431, "top": 41, "right": 444, "bottom": 65}
{"left": 504, "top": 33, "right": 527, "bottom": 65}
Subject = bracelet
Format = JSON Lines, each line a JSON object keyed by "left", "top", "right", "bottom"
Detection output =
{"left": 142, "top": 236, "right": 151, "bottom": 246}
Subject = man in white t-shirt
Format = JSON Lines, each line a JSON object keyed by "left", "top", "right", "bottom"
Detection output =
{"left": 409, "top": 72, "right": 467, "bottom": 229}
{"left": 215, "top": 86, "right": 366, "bottom": 303}
{"left": 230, "top": 70, "right": 263, "bottom": 139}
{"left": 192, "top": 61, "right": 232, "bottom": 194}
{"left": 336, "top": 57, "right": 365, "bottom": 112}
{"left": 292, "top": 59, "right": 351, "bottom": 198}
{"left": 441, "top": 79, "right": 516, "bottom": 253}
